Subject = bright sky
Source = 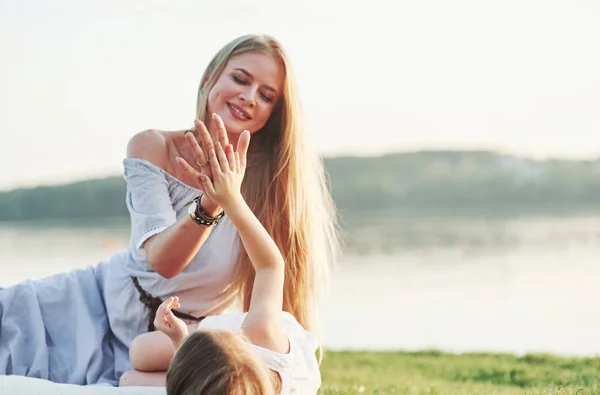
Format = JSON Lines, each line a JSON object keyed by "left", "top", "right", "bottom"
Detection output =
{"left": 1, "top": 0, "right": 599, "bottom": 190}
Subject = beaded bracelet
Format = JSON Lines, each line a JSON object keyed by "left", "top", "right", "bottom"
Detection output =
{"left": 186, "top": 195, "right": 225, "bottom": 226}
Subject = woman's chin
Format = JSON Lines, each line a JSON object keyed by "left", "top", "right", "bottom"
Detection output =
{"left": 222, "top": 120, "right": 252, "bottom": 136}
{"left": 223, "top": 125, "right": 244, "bottom": 136}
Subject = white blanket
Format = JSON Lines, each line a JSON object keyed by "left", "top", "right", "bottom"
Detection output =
{"left": 0, "top": 376, "right": 166, "bottom": 395}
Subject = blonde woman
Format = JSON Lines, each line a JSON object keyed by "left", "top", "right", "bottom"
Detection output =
{"left": 0, "top": 34, "right": 337, "bottom": 386}
{"left": 121, "top": 129, "right": 321, "bottom": 394}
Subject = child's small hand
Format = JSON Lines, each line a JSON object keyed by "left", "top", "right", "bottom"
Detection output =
{"left": 199, "top": 131, "right": 250, "bottom": 212}
{"left": 153, "top": 296, "right": 189, "bottom": 343}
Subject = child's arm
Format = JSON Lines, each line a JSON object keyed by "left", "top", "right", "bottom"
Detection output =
{"left": 121, "top": 299, "right": 193, "bottom": 388}
{"left": 127, "top": 297, "right": 190, "bottom": 374}
{"left": 195, "top": 134, "right": 287, "bottom": 353}
{"left": 225, "top": 198, "right": 286, "bottom": 352}
{"left": 153, "top": 296, "right": 190, "bottom": 349}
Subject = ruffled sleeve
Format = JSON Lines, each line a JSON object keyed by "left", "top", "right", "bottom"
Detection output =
{"left": 123, "top": 158, "right": 177, "bottom": 253}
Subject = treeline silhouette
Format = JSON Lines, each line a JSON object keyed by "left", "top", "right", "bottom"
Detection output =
{"left": 1, "top": 151, "right": 600, "bottom": 222}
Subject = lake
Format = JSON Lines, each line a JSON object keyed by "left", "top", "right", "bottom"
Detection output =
{"left": 1, "top": 212, "right": 599, "bottom": 357}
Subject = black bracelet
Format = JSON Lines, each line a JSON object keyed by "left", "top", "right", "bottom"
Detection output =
{"left": 188, "top": 195, "right": 224, "bottom": 226}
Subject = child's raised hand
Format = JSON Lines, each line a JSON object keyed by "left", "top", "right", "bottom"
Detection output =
{"left": 153, "top": 296, "right": 189, "bottom": 343}
{"left": 199, "top": 130, "right": 250, "bottom": 212}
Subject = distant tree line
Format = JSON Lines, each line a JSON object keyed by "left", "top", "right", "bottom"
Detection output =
{"left": 1, "top": 151, "right": 600, "bottom": 222}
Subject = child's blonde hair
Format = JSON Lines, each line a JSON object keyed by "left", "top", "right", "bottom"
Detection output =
{"left": 166, "top": 329, "right": 281, "bottom": 395}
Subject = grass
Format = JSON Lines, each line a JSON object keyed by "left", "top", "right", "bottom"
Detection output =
{"left": 319, "top": 350, "right": 600, "bottom": 395}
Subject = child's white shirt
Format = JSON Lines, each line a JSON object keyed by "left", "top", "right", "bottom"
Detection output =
{"left": 197, "top": 312, "right": 321, "bottom": 395}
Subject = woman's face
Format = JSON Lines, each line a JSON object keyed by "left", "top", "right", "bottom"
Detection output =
{"left": 207, "top": 51, "right": 285, "bottom": 137}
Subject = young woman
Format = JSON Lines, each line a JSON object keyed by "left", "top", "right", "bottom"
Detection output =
{"left": 0, "top": 34, "right": 337, "bottom": 386}
{"left": 121, "top": 130, "right": 321, "bottom": 394}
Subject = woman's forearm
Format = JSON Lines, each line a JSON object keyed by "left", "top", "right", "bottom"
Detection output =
{"left": 145, "top": 199, "right": 221, "bottom": 279}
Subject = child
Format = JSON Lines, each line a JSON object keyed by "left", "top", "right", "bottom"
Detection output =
{"left": 119, "top": 132, "right": 322, "bottom": 395}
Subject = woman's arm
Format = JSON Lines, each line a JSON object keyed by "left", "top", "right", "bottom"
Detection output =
{"left": 142, "top": 203, "right": 220, "bottom": 279}
{"left": 127, "top": 129, "right": 222, "bottom": 278}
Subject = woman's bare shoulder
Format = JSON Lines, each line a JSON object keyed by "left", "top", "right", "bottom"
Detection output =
{"left": 126, "top": 129, "right": 170, "bottom": 169}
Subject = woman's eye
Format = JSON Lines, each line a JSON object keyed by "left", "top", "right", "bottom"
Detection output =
{"left": 261, "top": 93, "right": 274, "bottom": 103}
{"left": 232, "top": 75, "right": 247, "bottom": 84}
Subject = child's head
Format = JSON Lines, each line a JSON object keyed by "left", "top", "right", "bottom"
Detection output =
{"left": 166, "top": 329, "right": 279, "bottom": 395}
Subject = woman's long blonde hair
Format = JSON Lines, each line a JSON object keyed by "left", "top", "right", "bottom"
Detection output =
{"left": 196, "top": 34, "right": 339, "bottom": 335}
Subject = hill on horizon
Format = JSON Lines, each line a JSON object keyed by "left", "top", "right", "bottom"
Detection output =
{"left": 1, "top": 150, "right": 599, "bottom": 222}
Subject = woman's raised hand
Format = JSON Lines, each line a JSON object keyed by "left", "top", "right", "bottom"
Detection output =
{"left": 176, "top": 113, "right": 250, "bottom": 196}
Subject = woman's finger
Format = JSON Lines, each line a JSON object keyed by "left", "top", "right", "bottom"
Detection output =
{"left": 176, "top": 157, "right": 202, "bottom": 179}
{"left": 195, "top": 120, "right": 215, "bottom": 166}
{"left": 184, "top": 130, "right": 208, "bottom": 168}
{"left": 215, "top": 142, "right": 229, "bottom": 173}
{"left": 208, "top": 146, "right": 221, "bottom": 176}
{"left": 200, "top": 174, "right": 216, "bottom": 198}
{"left": 212, "top": 113, "right": 229, "bottom": 148}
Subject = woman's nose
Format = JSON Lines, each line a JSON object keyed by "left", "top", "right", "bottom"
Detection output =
{"left": 239, "top": 87, "right": 257, "bottom": 107}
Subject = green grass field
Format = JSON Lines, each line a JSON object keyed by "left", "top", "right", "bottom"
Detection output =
{"left": 319, "top": 351, "right": 600, "bottom": 394}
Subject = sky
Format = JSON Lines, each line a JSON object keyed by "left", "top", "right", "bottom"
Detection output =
{"left": 0, "top": 0, "right": 599, "bottom": 190}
